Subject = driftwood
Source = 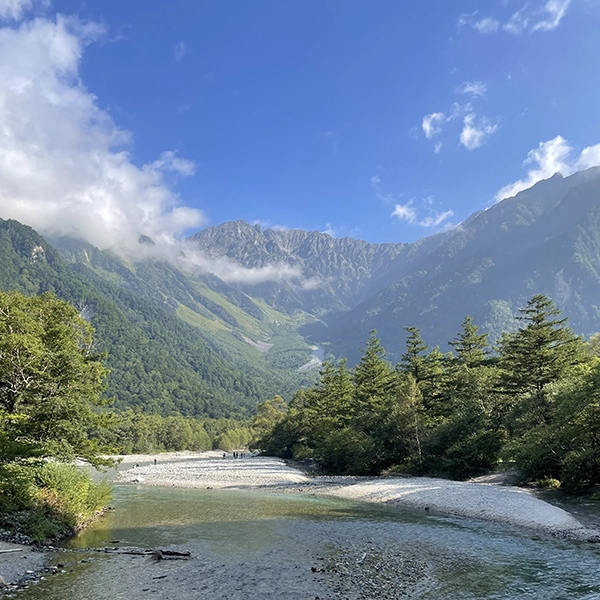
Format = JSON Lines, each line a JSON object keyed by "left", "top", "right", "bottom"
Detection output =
{"left": 153, "top": 549, "right": 191, "bottom": 560}
{"left": 0, "top": 548, "right": 23, "bottom": 554}
{"left": 99, "top": 548, "right": 190, "bottom": 560}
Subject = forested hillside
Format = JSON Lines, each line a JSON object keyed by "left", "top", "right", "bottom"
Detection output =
{"left": 325, "top": 167, "right": 600, "bottom": 362}
{"left": 260, "top": 296, "right": 600, "bottom": 489}
{"left": 0, "top": 218, "right": 275, "bottom": 417}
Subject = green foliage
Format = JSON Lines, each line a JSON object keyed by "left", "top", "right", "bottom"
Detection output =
{"left": 252, "top": 395, "right": 287, "bottom": 443}
{"left": 499, "top": 294, "right": 588, "bottom": 432}
{"left": 0, "top": 291, "right": 112, "bottom": 467}
{"left": 261, "top": 296, "right": 600, "bottom": 486}
{"left": 0, "top": 219, "right": 282, "bottom": 419}
{"left": 92, "top": 410, "right": 215, "bottom": 454}
{"left": 0, "top": 462, "right": 111, "bottom": 541}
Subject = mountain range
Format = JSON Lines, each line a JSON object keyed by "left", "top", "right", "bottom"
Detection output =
{"left": 2, "top": 166, "right": 600, "bottom": 414}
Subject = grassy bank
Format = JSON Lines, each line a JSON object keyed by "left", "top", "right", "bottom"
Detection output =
{"left": 0, "top": 461, "right": 111, "bottom": 543}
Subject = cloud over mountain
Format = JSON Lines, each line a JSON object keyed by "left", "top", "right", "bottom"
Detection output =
{"left": 495, "top": 136, "right": 600, "bottom": 201}
{"left": 0, "top": 15, "right": 205, "bottom": 256}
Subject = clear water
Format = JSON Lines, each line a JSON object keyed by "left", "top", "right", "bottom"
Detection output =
{"left": 15, "top": 484, "right": 600, "bottom": 599}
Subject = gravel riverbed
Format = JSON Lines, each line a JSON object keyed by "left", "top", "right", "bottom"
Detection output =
{"left": 116, "top": 454, "right": 600, "bottom": 540}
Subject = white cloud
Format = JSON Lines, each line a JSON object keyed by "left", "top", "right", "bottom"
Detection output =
{"left": 174, "top": 41, "right": 186, "bottom": 61}
{"left": 146, "top": 151, "right": 196, "bottom": 177}
{"left": 370, "top": 174, "right": 381, "bottom": 185}
{"left": 474, "top": 17, "right": 501, "bottom": 33}
{"left": 249, "top": 219, "right": 289, "bottom": 231}
{"left": 494, "top": 135, "right": 600, "bottom": 201}
{"left": 0, "top": 16, "right": 205, "bottom": 256}
{"left": 457, "top": 81, "right": 487, "bottom": 97}
{"left": 391, "top": 203, "right": 417, "bottom": 224}
{"left": 381, "top": 176, "right": 453, "bottom": 230}
{"left": 322, "top": 222, "right": 337, "bottom": 237}
{"left": 422, "top": 112, "right": 447, "bottom": 139}
{"left": 532, "top": 0, "right": 572, "bottom": 31}
{"left": 460, "top": 114, "right": 498, "bottom": 150}
{"left": 418, "top": 210, "right": 454, "bottom": 228}
{"left": 461, "top": 0, "right": 571, "bottom": 35}
{"left": 391, "top": 202, "right": 454, "bottom": 229}
{"left": 0, "top": 0, "right": 42, "bottom": 21}
{"left": 576, "top": 144, "right": 600, "bottom": 170}
{"left": 178, "top": 247, "right": 306, "bottom": 285}
{"left": 504, "top": 8, "right": 530, "bottom": 34}
{"left": 421, "top": 103, "right": 482, "bottom": 151}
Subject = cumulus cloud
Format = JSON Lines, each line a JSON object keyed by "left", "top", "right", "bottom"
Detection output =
{"left": 494, "top": 135, "right": 600, "bottom": 201}
{"left": 457, "top": 81, "right": 487, "bottom": 97}
{"left": 460, "top": 1, "right": 572, "bottom": 35}
{"left": 421, "top": 103, "right": 496, "bottom": 152}
{"left": 460, "top": 114, "right": 498, "bottom": 150}
{"left": 249, "top": 219, "right": 289, "bottom": 231}
{"left": 0, "top": 15, "right": 206, "bottom": 256}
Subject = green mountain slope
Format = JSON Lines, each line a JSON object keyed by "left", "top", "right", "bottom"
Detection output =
{"left": 52, "top": 235, "right": 319, "bottom": 397}
{"left": 326, "top": 167, "right": 600, "bottom": 361}
{"left": 0, "top": 219, "right": 275, "bottom": 417}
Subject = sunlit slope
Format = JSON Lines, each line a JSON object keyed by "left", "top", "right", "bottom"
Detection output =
{"left": 54, "top": 236, "right": 320, "bottom": 396}
{"left": 326, "top": 167, "right": 600, "bottom": 362}
{"left": 0, "top": 219, "right": 285, "bottom": 417}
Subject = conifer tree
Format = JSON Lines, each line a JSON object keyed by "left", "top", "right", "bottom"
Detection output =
{"left": 399, "top": 326, "right": 429, "bottom": 381}
{"left": 352, "top": 331, "right": 394, "bottom": 409}
{"left": 499, "top": 294, "right": 587, "bottom": 427}
{"left": 449, "top": 316, "right": 489, "bottom": 367}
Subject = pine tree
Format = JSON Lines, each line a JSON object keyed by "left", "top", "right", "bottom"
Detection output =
{"left": 352, "top": 331, "right": 395, "bottom": 408}
{"left": 499, "top": 294, "right": 587, "bottom": 427}
{"left": 399, "top": 326, "right": 429, "bottom": 381}
{"left": 449, "top": 316, "right": 489, "bottom": 367}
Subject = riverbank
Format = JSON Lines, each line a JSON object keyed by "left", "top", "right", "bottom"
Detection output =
{"left": 116, "top": 454, "right": 600, "bottom": 541}
{"left": 0, "top": 541, "right": 49, "bottom": 594}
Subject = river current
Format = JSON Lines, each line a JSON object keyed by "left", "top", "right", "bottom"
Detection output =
{"left": 14, "top": 483, "right": 600, "bottom": 599}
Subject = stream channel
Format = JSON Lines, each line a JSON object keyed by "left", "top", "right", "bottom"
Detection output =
{"left": 14, "top": 476, "right": 600, "bottom": 600}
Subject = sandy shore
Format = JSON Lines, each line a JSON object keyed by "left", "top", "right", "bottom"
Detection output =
{"left": 115, "top": 454, "right": 600, "bottom": 541}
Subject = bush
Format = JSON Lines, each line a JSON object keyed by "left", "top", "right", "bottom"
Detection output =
{"left": 0, "top": 462, "right": 112, "bottom": 541}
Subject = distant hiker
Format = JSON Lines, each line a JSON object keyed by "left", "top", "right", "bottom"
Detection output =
{"left": 154, "top": 458, "right": 157, "bottom": 466}
{"left": 223, "top": 453, "right": 226, "bottom": 458}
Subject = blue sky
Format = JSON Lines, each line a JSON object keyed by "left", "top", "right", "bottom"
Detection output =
{"left": 0, "top": 0, "right": 599, "bottom": 251}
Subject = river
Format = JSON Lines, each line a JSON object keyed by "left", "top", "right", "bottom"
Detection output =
{"left": 298, "top": 345, "right": 325, "bottom": 372}
{"left": 14, "top": 484, "right": 600, "bottom": 599}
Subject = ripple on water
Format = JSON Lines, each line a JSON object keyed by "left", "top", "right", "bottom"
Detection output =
{"left": 14, "top": 485, "right": 600, "bottom": 600}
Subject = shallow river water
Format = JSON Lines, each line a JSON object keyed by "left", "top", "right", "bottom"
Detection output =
{"left": 15, "top": 484, "right": 600, "bottom": 599}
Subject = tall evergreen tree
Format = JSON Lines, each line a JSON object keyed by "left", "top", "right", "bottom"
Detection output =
{"left": 399, "top": 326, "right": 429, "bottom": 381}
{"left": 352, "top": 331, "right": 394, "bottom": 409}
{"left": 499, "top": 294, "right": 587, "bottom": 428}
{"left": 449, "top": 316, "right": 489, "bottom": 367}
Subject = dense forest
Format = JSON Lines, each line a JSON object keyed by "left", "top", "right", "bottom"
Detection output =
{"left": 259, "top": 294, "right": 600, "bottom": 490}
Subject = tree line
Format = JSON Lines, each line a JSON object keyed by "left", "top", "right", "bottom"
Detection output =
{"left": 258, "top": 294, "right": 600, "bottom": 489}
